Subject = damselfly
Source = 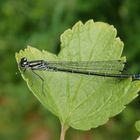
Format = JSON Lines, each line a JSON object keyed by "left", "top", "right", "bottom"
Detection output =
{"left": 19, "top": 57, "right": 140, "bottom": 80}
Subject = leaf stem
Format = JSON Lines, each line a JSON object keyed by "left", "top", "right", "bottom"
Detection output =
{"left": 60, "top": 124, "right": 69, "bottom": 140}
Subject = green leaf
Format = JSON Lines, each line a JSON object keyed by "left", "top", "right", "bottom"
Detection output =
{"left": 15, "top": 20, "right": 140, "bottom": 130}
{"left": 135, "top": 120, "right": 140, "bottom": 132}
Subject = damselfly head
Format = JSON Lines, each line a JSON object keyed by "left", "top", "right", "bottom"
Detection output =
{"left": 19, "top": 57, "right": 29, "bottom": 68}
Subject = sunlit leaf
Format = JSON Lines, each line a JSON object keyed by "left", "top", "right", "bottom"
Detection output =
{"left": 15, "top": 20, "right": 140, "bottom": 130}
{"left": 135, "top": 120, "right": 140, "bottom": 132}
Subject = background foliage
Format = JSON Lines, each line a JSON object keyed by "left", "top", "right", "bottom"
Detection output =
{"left": 0, "top": 0, "right": 140, "bottom": 140}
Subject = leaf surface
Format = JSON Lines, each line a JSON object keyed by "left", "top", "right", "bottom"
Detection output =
{"left": 135, "top": 120, "right": 140, "bottom": 132}
{"left": 16, "top": 20, "right": 140, "bottom": 130}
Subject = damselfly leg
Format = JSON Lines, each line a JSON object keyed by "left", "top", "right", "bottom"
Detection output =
{"left": 19, "top": 57, "right": 45, "bottom": 96}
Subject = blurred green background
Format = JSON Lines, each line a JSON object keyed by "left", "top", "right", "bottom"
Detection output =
{"left": 0, "top": 0, "right": 140, "bottom": 140}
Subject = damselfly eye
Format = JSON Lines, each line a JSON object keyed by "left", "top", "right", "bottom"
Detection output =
{"left": 20, "top": 57, "right": 28, "bottom": 67}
